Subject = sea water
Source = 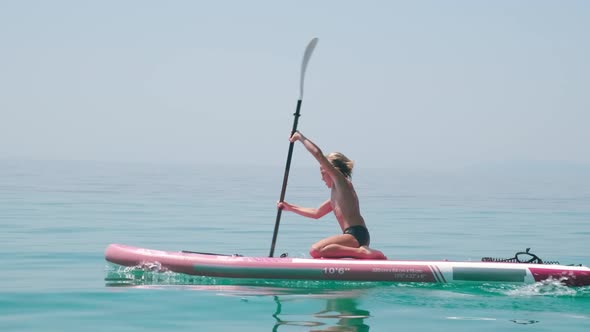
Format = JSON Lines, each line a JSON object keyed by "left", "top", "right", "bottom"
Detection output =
{"left": 1, "top": 159, "right": 589, "bottom": 331}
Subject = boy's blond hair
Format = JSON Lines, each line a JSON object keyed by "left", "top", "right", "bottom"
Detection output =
{"left": 326, "top": 152, "right": 354, "bottom": 179}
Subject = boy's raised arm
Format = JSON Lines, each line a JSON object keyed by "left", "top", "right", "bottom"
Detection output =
{"left": 291, "top": 131, "right": 340, "bottom": 179}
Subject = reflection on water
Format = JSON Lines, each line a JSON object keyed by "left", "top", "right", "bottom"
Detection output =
{"left": 105, "top": 265, "right": 376, "bottom": 332}
{"left": 510, "top": 320, "right": 540, "bottom": 325}
{"left": 129, "top": 284, "right": 374, "bottom": 331}
{"left": 272, "top": 295, "right": 371, "bottom": 332}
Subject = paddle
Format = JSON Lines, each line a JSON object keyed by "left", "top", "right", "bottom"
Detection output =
{"left": 269, "top": 37, "right": 319, "bottom": 257}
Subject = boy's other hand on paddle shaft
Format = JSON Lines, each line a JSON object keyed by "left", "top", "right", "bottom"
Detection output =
{"left": 277, "top": 201, "right": 292, "bottom": 211}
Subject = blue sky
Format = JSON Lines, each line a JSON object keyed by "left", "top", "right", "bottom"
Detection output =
{"left": 1, "top": 1, "right": 588, "bottom": 170}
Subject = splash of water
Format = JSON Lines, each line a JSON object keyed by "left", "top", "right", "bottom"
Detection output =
{"left": 503, "top": 278, "right": 579, "bottom": 297}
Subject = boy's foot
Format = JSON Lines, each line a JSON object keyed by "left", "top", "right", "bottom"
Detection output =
{"left": 360, "top": 247, "right": 387, "bottom": 260}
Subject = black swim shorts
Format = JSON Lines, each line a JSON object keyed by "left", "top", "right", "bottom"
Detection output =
{"left": 344, "top": 225, "right": 370, "bottom": 246}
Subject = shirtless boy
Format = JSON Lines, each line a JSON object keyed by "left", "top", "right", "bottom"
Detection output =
{"left": 277, "top": 131, "right": 387, "bottom": 260}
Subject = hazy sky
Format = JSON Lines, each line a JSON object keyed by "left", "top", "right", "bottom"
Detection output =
{"left": 1, "top": 1, "right": 588, "bottom": 170}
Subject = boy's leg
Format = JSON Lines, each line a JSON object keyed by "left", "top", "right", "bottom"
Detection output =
{"left": 310, "top": 234, "right": 386, "bottom": 259}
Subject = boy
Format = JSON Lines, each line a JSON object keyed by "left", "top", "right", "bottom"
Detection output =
{"left": 278, "top": 131, "right": 387, "bottom": 260}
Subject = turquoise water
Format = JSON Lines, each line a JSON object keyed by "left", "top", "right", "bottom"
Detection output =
{"left": 1, "top": 159, "right": 589, "bottom": 331}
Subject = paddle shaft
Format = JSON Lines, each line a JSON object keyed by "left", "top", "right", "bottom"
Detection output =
{"left": 269, "top": 99, "right": 302, "bottom": 257}
{"left": 268, "top": 37, "right": 318, "bottom": 257}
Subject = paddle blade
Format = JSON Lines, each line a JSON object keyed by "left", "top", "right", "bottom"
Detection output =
{"left": 299, "top": 37, "right": 319, "bottom": 100}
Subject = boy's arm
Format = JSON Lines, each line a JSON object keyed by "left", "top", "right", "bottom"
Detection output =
{"left": 279, "top": 199, "right": 332, "bottom": 219}
{"left": 290, "top": 131, "right": 342, "bottom": 180}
